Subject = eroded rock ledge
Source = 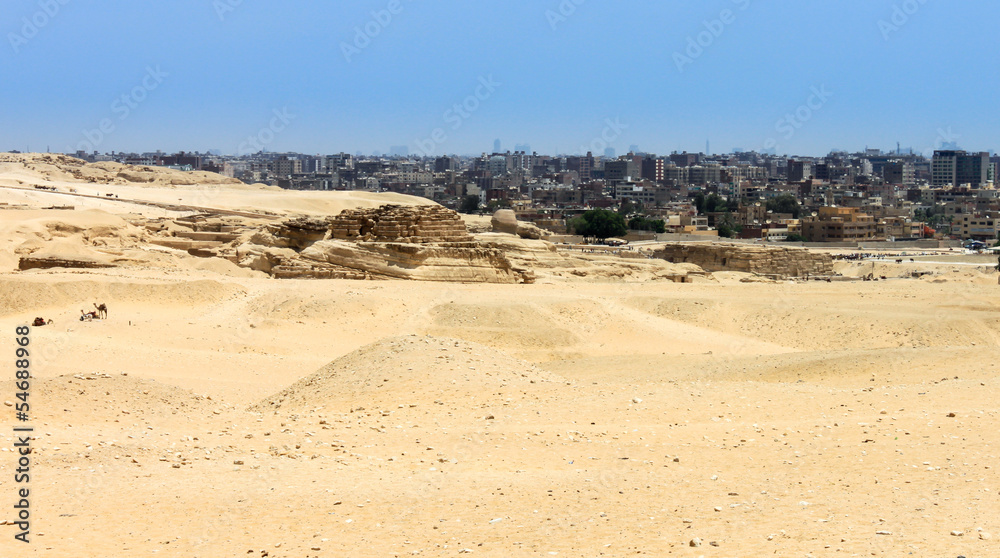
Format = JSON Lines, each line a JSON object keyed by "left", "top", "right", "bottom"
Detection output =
{"left": 655, "top": 243, "right": 834, "bottom": 278}
{"left": 231, "top": 205, "right": 534, "bottom": 283}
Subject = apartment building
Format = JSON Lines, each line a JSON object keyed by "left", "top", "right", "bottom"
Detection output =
{"left": 801, "top": 207, "right": 877, "bottom": 242}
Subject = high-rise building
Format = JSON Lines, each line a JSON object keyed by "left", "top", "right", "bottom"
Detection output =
{"left": 641, "top": 157, "right": 664, "bottom": 182}
{"left": 663, "top": 164, "right": 689, "bottom": 184}
{"left": 488, "top": 155, "right": 508, "bottom": 176}
{"left": 271, "top": 156, "right": 301, "bottom": 177}
{"left": 604, "top": 147, "right": 616, "bottom": 159}
{"left": 434, "top": 156, "right": 457, "bottom": 173}
{"left": 566, "top": 153, "right": 594, "bottom": 181}
{"left": 324, "top": 153, "right": 353, "bottom": 172}
{"left": 669, "top": 152, "right": 700, "bottom": 167}
{"left": 510, "top": 151, "right": 533, "bottom": 172}
{"left": 605, "top": 159, "right": 640, "bottom": 185}
{"left": 494, "top": 139, "right": 502, "bottom": 153}
{"left": 688, "top": 164, "right": 721, "bottom": 185}
{"left": 883, "top": 161, "right": 915, "bottom": 185}
{"left": 933, "top": 150, "right": 990, "bottom": 187}
{"left": 788, "top": 160, "right": 813, "bottom": 182}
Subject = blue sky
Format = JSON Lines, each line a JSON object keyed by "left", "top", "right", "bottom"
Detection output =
{"left": 1, "top": 0, "right": 997, "bottom": 157}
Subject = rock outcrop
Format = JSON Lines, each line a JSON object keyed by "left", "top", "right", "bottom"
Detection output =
{"left": 654, "top": 243, "right": 834, "bottom": 278}
{"left": 19, "top": 256, "right": 116, "bottom": 271}
{"left": 476, "top": 234, "right": 703, "bottom": 283}
{"left": 491, "top": 210, "right": 552, "bottom": 240}
{"left": 231, "top": 205, "right": 532, "bottom": 283}
{"left": 491, "top": 210, "right": 520, "bottom": 235}
{"left": 299, "top": 240, "right": 522, "bottom": 283}
{"left": 332, "top": 205, "right": 472, "bottom": 243}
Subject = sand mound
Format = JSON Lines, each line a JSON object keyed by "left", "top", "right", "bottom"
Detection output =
{"left": 253, "top": 336, "right": 564, "bottom": 412}
{"left": 2, "top": 209, "right": 140, "bottom": 241}
{"left": 2, "top": 209, "right": 148, "bottom": 270}
{"left": 21, "top": 373, "right": 227, "bottom": 424}
{"left": 0, "top": 277, "right": 239, "bottom": 317}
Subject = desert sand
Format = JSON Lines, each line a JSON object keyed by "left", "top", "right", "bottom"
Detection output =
{"left": 0, "top": 156, "right": 998, "bottom": 557}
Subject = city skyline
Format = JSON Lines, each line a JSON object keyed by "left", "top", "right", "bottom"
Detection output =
{"left": 3, "top": 1, "right": 998, "bottom": 156}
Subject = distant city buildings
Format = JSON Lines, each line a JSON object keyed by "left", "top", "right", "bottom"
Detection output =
{"left": 932, "top": 150, "right": 990, "bottom": 187}
{"left": 55, "top": 142, "right": 1000, "bottom": 242}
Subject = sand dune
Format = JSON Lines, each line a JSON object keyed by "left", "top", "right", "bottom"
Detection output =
{"left": 254, "top": 336, "right": 564, "bottom": 413}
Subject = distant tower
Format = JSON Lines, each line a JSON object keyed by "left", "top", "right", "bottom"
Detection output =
{"left": 494, "top": 139, "right": 502, "bottom": 153}
{"left": 706, "top": 140, "right": 710, "bottom": 156}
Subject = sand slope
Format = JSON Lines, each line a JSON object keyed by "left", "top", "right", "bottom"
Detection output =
{"left": 254, "top": 336, "right": 564, "bottom": 413}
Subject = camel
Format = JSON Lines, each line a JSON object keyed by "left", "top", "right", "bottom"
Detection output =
{"left": 94, "top": 303, "right": 108, "bottom": 320}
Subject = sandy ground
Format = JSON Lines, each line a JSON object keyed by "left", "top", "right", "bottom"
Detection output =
{"left": 0, "top": 160, "right": 998, "bottom": 557}
{"left": 0, "top": 270, "right": 998, "bottom": 557}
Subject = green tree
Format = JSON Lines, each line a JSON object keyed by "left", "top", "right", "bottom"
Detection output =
{"left": 618, "top": 200, "right": 641, "bottom": 216}
{"left": 458, "top": 195, "right": 480, "bottom": 214}
{"left": 628, "top": 216, "right": 666, "bottom": 234}
{"left": 766, "top": 194, "right": 801, "bottom": 218}
{"left": 486, "top": 199, "right": 511, "bottom": 212}
{"left": 705, "top": 194, "right": 724, "bottom": 213}
{"left": 715, "top": 212, "right": 742, "bottom": 238}
{"left": 694, "top": 192, "right": 707, "bottom": 214}
{"left": 784, "top": 233, "right": 806, "bottom": 242}
{"left": 573, "top": 209, "right": 628, "bottom": 240}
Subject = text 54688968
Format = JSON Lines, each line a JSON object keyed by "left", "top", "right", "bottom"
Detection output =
{"left": 13, "top": 325, "right": 33, "bottom": 544}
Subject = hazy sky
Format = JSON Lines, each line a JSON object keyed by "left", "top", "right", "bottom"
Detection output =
{"left": 2, "top": 0, "right": 997, "bottom": 157}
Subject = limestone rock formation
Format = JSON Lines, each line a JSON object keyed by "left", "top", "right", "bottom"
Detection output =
{"left": 655, "top": 243, "right": 834, "bottom": 278}
{"left": 331, "top": 205, "right": 472, "bottom": 243}
{"left": 300, "top": 240, "right": 522, "bottom": 283}
{"left": 267, "top": 217, "right": 330, "bottom": 250}
{"left": 491, "top": 209, "right": 552, "bottom": 240}
{"left": 230, "top": 204, "right": 532, "bottom": 283}
{"left": 491, "top": 210, "right": 519, "bottom": 235}
{"left": 476, "top": 234, "right": 701, "bottom": 283}
{"left": 19, "top": 256, "right": 116, "bottom": 271}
